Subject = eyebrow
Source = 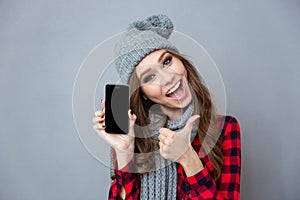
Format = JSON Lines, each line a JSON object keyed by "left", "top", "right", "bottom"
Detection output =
{"left": 139, "top": 68, "right": 151, "bottom": 80}
{"left": 139, "top": 51, "right": 169, "bottom": 80}
{"left": 158, "top": 51, "right": 168, "bottom": 63}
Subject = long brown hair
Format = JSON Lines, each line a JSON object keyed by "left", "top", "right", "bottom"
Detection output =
{"left": 128, "top": 50, "right": 224, "bottom": 180}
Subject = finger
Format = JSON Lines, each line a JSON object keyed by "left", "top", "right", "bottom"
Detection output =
{"left": 159, "top": 142, "right": 166, "bottom": 157}
{"left": 101, "top": 99, "right": 106, "bottom": 111}
{"left": 159, "top": 128, "right": 176, "bottom": 144}
{"left": 92, "top": 116, "right": 105, "bottom": 123}
{"left": 95, "top": 110, "right": 103, "bottom": 117}
{"left": 164, "top": 138, "right": 173, "bottom": 145}
{"left": 93, "top": 123, "right": 105, "bottom": 131}
{"left": 159, "top": 141, "right": 164, "bottom": 148}
{"left": 128, "top": 109, "right": 137, "bottom": 137}
{"left": 158, "top": 135, "right": 170, "bottom": 146}
{"left": 181, "top": 115, "right": 200, "bottom": 134}
{"left": 159, "top": 128, "right": 173, "bottom": 137}
{"left": 128, "top": 109, "right": 137, "bottom": 121}
{"left": 167, "top": 132, "right": 176, "bottom": 139}
{"left": 158, "top": 134, "right": 166, "bottom": 141}
{"left": 100, "top": 124, "right": 106, "bottom": 130}
{"left": 159, "top": 133, "right": 171, "bottom": 145}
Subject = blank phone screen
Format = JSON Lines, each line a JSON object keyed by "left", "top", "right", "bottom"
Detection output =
{"left": 105, "top": 84, "right": 129, "bottom": 134}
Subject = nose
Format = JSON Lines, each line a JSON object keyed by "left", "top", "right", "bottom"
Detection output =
{"left": 157, "top": 67, "right": 174, "bottom": 87}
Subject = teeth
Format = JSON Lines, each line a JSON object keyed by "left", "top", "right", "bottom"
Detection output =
{"left": 167, "top": 81, "right": 181, "bottom": 95}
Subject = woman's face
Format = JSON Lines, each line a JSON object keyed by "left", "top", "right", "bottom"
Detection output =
{"left": 135, "top": 49, "right": 192, "bottom": 109}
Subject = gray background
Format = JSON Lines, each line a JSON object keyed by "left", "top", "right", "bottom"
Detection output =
{"left": 1, "top": 0, "right": 299, "bottom": 199}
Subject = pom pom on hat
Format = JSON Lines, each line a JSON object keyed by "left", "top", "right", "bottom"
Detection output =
{"left": 115, "top": 14, "right": 179, "bottom": 83}
{"left": 128, "top": 14, "right": 174, "bottom": 39}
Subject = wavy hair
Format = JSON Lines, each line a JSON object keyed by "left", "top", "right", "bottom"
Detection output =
{"left": 128, "top": 50, "right": 224, "bottom": 180}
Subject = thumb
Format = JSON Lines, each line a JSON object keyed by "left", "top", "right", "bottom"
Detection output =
{"left": 128, "top": 109, "right": 137, "bottom": 136}
{"left": 181, "top": 115, "right": 200, "bottom": 134}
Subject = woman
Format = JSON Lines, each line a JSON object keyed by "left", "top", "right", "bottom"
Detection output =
{"left": 93, "top": 14, "right": 241, "bottom": 200}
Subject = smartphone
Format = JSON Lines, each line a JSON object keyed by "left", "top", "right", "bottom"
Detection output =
{"left": 105, "top": 84, "right": 129, "bottom": 134}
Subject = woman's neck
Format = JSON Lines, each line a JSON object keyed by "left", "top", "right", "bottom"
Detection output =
{"left": 160, "top": 105, "right": 187, "bottom": 121}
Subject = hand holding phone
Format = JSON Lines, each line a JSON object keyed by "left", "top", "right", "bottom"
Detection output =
{"left": 93, "top": 97, "right": 136, "bottom": 169}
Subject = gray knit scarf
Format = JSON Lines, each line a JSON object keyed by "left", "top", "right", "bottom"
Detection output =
{"left": 140, "top": 103, "right": 196, "bottom": 200}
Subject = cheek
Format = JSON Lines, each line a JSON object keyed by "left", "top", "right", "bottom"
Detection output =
{"left": 141, "top": 85, "right": 161, "bottom": 98}
{"left": 171, "top": 61, "right": 187, "bottom": 77}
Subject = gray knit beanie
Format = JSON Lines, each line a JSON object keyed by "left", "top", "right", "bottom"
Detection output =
{"left": 114, "top": 14, "right": 179, "bottom": 83}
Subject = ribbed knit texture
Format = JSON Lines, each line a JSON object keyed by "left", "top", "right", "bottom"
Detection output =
{"left": 140, "top": 103, "right": 197, "bottom": 200}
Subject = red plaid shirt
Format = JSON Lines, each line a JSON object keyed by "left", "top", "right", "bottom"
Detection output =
{"left": 108, "top": 115, "right": 241, "bottom": 200}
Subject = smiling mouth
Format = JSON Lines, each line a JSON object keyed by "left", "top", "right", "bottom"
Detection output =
{"left": 166, "top": 80, "right": 184, "bottom": 98}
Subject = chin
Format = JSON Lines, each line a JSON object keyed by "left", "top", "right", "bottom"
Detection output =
{"left": 179, "top": 97, "right": 192, "bottom": 108}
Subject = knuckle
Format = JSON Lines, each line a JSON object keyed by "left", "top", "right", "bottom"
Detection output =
{"left": 158, "top": 135, "right": 163, "bottom": 140}
{"left": 96, "top": 110, "right": 103, "bottom": 117}
{"left": 159, "top": 142, "right": 163, "bottom": 148}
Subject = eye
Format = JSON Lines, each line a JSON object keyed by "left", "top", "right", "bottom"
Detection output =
{"left": 163, "top": 56, "right": 172, "bottom": 66}
{"left": 143, "top": 74, "right": 156, "bottom": 83}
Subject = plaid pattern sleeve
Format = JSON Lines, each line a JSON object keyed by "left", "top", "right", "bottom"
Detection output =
{"left": 179, "top": 115, "right": 241, "bottom": 200}
{"left": 108, "top": 157, "right": 140, "bottom": 200}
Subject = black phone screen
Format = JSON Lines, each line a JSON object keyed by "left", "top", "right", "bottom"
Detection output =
{"left": 105, "top": 84, "right": 129, "bottom": 134}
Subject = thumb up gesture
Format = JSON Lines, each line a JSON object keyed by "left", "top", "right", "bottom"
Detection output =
{"left": 158, "top": 115, "right": 200, "bottom": 163}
